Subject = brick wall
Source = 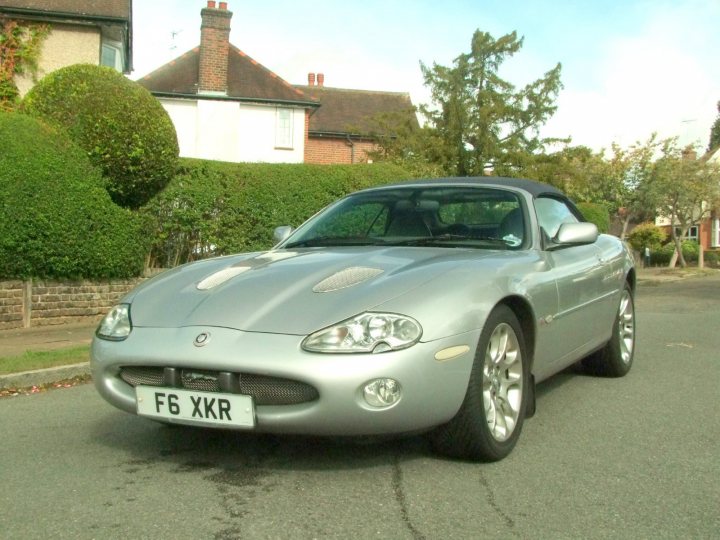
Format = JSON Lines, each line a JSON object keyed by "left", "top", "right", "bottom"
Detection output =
{"left": 0, "top": 276, "right": 155, "bottom": 330}
{"left": 305, "top": 136, "right": 377, "bottom": 165}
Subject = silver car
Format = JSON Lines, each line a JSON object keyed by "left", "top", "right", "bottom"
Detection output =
{"left": 92, "top": 177, "right": 635, "bottom": 461}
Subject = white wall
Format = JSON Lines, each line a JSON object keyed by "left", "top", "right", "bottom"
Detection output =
{"left": 160, "top": 98, "right": 305, "bottom": 163}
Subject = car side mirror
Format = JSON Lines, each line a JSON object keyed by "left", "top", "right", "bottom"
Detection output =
{"left": 274, "top": 226, "right": 294, "bottom": 243}
{"left": 552, "top": 222, "right": 598, "bottom": 246}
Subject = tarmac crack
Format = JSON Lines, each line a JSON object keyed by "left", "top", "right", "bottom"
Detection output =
{"left": 478, "top": 472, "right": 518, "bottom": 536}
{"left": 392, "top": 454, "right": 426, "bottom": 540}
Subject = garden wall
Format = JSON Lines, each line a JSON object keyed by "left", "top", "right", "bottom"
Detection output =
{"left": 0, "top": 273, "right": 162, "bottom": 330}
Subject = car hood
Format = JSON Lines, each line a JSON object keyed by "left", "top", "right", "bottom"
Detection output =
{"left": 127, "top": 247, "right": 498, "bottom": 335}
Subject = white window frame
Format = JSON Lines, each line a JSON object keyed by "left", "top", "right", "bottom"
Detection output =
{"left": 101, "top": 40, "right": 124, "bottom": 72}
{"left": 674, "top": 226, "right": 698, "bottom": 241}
{"left": 712, "top": 219, "right": 720, "bottom": 248}
{"left": 275, "top": 107, "right": 293, "bottom": 149}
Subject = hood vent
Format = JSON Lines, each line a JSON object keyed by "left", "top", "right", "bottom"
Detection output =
{"left": 197, "top": 266, "right": 250, "bottom": 290}
{"left": 313, "top": 267, "right": 383, "bottom": 293}
{"left": 196, "top": 252, "right": 299, "bottom": 290}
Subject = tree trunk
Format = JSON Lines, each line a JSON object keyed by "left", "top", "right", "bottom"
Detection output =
{"left": 620, "top": 216, "right": 631, "bottom": 241}
{"left": 668, "top": 225, "right": 688, "bottom": 268}
{"left": 674, "top": 234, "right": 688, "bottom": 268}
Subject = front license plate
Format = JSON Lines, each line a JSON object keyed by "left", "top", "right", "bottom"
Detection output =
{"left": 136, "top": 386, "right": 255, "bottom": 428}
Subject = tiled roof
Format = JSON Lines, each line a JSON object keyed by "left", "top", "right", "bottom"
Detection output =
{"left": 139, "top": 46, "right": 315, "bottom": 106}
{"left": 0, "top": 0, "right": 130, "bottom": 19}
{"left": 295, "top": 85, "right": 417, "bottom": 137}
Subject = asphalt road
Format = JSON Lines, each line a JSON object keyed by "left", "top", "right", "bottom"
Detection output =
{"left": 1, "top": 276, "right": 719, "bottom": 539}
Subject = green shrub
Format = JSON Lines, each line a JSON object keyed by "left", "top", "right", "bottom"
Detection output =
{"left": 142, "top": 160, "right": 416, "bottom": 267}
{"left": 627, "top": 222, "right": 667, "bottom": 252}
{"left": 576, "top": 202, "right": 610, "bottom": 233}
{"left": 650, "top": 240, "right": 699, "bottom": 266}
{"left": 705, "top": 250, "right": 719, "bottom": 268}
{"left": 22, "top": 64, "right": 178, "bottom": 208}
{"left": 0, "top": 112, "right": 149, "bottom": 279}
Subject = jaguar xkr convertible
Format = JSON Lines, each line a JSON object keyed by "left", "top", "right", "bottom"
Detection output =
{"left": 92, "top": 177, "right": 636, "bottom": 461}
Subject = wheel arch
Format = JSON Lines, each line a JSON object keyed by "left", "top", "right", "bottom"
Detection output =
{"left": 496, "top": 295, "right": 536, "bottom": 370}
{"left": 626, "top": 268, "right": 637, "bottom": 293}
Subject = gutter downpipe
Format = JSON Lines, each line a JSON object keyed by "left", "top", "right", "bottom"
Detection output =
{"left": 345, "top": 134, "right": 355, "bottom": 164}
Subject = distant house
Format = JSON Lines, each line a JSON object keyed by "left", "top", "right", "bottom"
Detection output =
{"left": 297, "top": 74, "right": 417, "bottom": 164}
{"left": 0, "top": 0, "right": 132, "bottom": 96}
{"left": 139, "top": 1, "right": 318, "bottom": 164}
{"left": 705, "top": 147, "right": 720, "bottom": 250}
{"left": 139, "top": 1, "right": 415, "bottom": 165}
{"left": 655, "top": 146, "right": 720, "bottom": 251}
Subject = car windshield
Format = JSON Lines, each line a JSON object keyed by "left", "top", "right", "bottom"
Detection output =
{"left": 284, "top": 186, "right": 526, "bottom": 250}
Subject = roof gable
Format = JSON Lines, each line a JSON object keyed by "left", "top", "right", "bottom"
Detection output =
{"left": 139, "top": 45, "right": 315, "bottom": 106}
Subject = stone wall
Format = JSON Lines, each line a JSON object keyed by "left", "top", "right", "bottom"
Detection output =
{"left": 0, "top": 275, "right": 158, "bottom": 330}
{"left": 0, "top": 281, "right": 24, "bottom": 329}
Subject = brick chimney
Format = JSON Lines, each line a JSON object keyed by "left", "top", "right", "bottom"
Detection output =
{"left": 199, "top": 1, "right": 233, "bottom": 94}
{"left": 317, "top": 73, "right": 324, "bottom": 87}
{"left": 307, "top": 72, "right": 316, "bottom": 86}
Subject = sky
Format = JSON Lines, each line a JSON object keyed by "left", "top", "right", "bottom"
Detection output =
{"left": 131, "top": 0, "right": 719, "bottom": 153}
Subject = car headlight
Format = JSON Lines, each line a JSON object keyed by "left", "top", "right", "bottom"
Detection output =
{"left": 302, "top": 313, "right": 422, "bottom": 354}
{"left": 96, "top": 304, "right": 132, "bottom": 341}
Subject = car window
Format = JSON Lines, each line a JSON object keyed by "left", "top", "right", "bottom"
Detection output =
{"left": 438, "top": 200, "right": 518, "bottom": 226}
{"left": 313, "top": 202, "right": 389, "bottom": 238}
{"left": 284, "top": 187, "right": 525, "bottom": 250}
{"left": 534, "top": 197, "right": 579, "bottom": 238}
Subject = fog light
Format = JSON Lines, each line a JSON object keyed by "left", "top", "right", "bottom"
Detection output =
{"left": 363, "top": 378, "right": 401, "bottom": 408}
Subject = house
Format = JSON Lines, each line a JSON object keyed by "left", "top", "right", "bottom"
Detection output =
{"left": 139, "top": 1, "right": 415, "bottom": 165}
{"left": 297, "top": 73, "right": 417, "bottom": 164}
{"left": 655, "top": 146, "right": 720, "bottom": 251}
{"left": 139, "top": 1, "right": 318, "bottom": 164}
{"left": 705, "top": 146, "right": 720, "bottom": 249}
{"left": 0, "top": 0, "right": 132, "bottom": 96}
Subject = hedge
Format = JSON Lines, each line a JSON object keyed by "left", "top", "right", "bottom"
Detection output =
{"left": 22, "top": 64, "right": 178, "bottom": 209}
{"left": 648, "top": 240, "right": 700, "bottom": 266}
{"left": 142, "top": 160, "right": 416, "bottom": 267}
{"left": 0, "top": 112, "right": 149, "bottom": 279}
{"left": 576, "top": 202, "right": 610, "bottom": 234}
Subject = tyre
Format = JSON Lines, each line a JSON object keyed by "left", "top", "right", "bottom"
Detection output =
{"left": 430, "top": 305, "right": 529, "bottom": 462}
{"left": 582, "top": 282, "right": 635, "bottom": 377}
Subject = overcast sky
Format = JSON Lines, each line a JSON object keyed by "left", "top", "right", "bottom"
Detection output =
{"left": 131, "top": 0, "right": 719, "bottom": 153}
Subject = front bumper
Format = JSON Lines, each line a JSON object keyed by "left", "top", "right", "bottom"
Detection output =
{"left": 91, "top": 326, "right": 479, "bottom": 436}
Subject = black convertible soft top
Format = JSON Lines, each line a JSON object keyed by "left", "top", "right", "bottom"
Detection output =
{"left": 380, "top": 176, "right": 565, "bottom": 198}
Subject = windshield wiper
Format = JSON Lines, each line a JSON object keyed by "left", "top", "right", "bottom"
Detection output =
{"left": 389, "top": 235, "right": 509, "bottom": 248}
{"left": 285, "top": 236, "right": 383, "bottom": 248}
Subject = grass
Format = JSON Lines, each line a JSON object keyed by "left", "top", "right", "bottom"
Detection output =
{"left": 0, "top": 345, "right": 90, "bottom": 376}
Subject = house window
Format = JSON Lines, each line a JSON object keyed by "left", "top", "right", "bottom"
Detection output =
{"left": 712, "top": 219, "right": 720, "bottom": 248}
{"left": 101, "top": 41, "right": 124, "bottom": 72}
{"left": 674, "top": 226, "right": 698, "bottom": 241}
{"left": 275, "top": 108, "right": 293, "bottom": 149}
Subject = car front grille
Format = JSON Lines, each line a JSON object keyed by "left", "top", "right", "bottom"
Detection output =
{"left": 119, "top": 366, "right": 319, "bottom": 406}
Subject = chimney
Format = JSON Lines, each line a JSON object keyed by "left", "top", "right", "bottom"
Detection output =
{"left": 199, "top": 1, "right": 233, "bottom": 94}
{"left": 317, "top": 73, "right": 324, "bottom": 87}
{"left": 682, "top": 147, "right": 698, "bottom": 161}
{"left": 307, "top": 72, "right": 316, "bottom": 86}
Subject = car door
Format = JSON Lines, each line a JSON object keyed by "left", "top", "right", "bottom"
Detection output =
{"left": 534, "top": 196, "right": 610, "bottom": 366}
